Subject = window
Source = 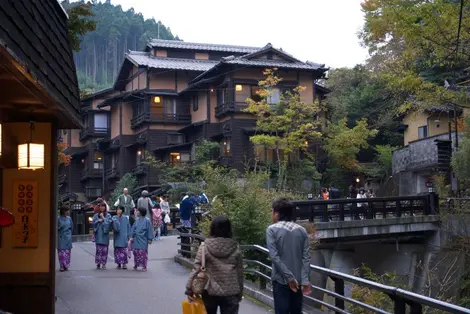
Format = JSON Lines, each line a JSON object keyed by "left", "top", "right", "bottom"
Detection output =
{"left": 93, "top": 151, "right": 103, "bottom": 169}
{"left": 193, "top": 94, "right": 199, "bottom": 111}
{"left": 136, "top": 149, "right": 144, "bottom": 165}
{"left": 255, "top": 146, "right": 274, "bottom": 163}
{"left": 221, "top": 138, "right": 231, "bottom": 156}
{"left": 94, "top": 113, "right": 108, "bottom": 132}
{"left": 164, "top": 98, "right": 177, "bottom": 116}
{"left": 167, "top": 133, "right": 184, "bottom": 145}
{"left": 86, "top": 188, "right": 102, "bottom": 198}
{"left": 170, "top": 152, "right": 180, "bottom": 165}
{"left": 111, "top": 154, "right": 118, "bottom": 168}
{"left": 268, "top": 88, "right": 281, "bottom": 105}
{"left": 418, "top": 126, "right": 428, "bottom": 139}
{"left": 217, "top": 88, "right": 229, "bottom": 104}
{"left": 235, "top": 84, "right": 251, "bottom": 103}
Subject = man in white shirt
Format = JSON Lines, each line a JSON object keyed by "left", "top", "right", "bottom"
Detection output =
{"left": 114, "top": 188, "right": 135, "bottom": 216}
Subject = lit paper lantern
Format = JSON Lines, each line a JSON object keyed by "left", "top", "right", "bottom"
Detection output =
{"left": 18, "top": 143, "right": 44, "bottom": 170}
{"left": 0, "top": 207, "right": 14, "bottom": 227}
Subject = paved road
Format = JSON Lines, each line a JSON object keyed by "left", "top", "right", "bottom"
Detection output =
{"left": 55, "top": 236, "right": 272, "bottom": 314}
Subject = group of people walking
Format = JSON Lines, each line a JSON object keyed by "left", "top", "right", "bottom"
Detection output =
{"left": 57, "top": 188, "right": 172, "bottom": 272}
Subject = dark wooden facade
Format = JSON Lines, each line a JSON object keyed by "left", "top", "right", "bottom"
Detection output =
{"left": 60, "top": 40, "right": 329, "bottom": 200}
{"left": 0, "top": 1, "right": 81, "bottom": 313}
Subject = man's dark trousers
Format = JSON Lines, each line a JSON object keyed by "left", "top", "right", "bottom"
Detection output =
{"left": 272, "top": 281, "right": 303, "bottom": 314}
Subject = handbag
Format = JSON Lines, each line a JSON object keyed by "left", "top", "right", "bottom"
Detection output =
{"left": 182, "top": 298, "right": 206, "bottom": 314}
{"left": 191, "top": 242, "right": 209, "bottom": 295}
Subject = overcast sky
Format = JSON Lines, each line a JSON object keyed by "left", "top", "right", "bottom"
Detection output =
{"left": 113, "top": 0, "right": 369, "bottom": 69}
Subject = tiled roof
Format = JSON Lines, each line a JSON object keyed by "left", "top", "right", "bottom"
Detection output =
{"left": 147, "top": 39, "right": 260, "bottom": 53}
{"left": 220, "top": 55, "right": 326, "bottom": 70}
{"left": 127, "top": 51, "right": 218, "bottom": 71}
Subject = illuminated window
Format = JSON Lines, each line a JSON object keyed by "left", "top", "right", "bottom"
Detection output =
{"left": 170, "top": 152, "right": 180, "bottom": 165}
{"left": 235, "top": 84, "right": 243, "bottom": 91}
{"left": 136, "top": 150, "right": 144, "bottom": 165}
{"left": 93, "top": 152, "right": 103, "bottom": 169}
{"left": 221, "top": 138, "right": 231, "bottom": 156}
{"left": 154, "top": 96, "right": 161, "bottom": 103}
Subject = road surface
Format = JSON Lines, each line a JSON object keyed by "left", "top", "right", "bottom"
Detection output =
{"left": 55, "top": 236, "right": 272, "bottom": 314}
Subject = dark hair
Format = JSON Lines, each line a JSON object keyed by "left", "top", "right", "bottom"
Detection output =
{"left": 209, "top": 216, "right": 233, "bottom": 238}
{"left": 272, "top": 197, "right": 295, "bottom": 222}
{"left": 154, "top": 203, "right": 161, "bottom": 209}
{"left": 117, "top": 205, "right": 125, "bottom": 211}
{"left": 138, "top": 207, "right": 147, "bottom": 217}
{"left": 59, "top": 206, "right": 69, "bottom": 216}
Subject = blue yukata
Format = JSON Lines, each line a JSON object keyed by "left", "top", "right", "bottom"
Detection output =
{"left": 92, "top": 212, "right": 113, "bottom": 267}
{"left": 130, "top": 217, "right": 154, "bottom": 269}
{"left": 57, "top": 215, "right": 73, "bottom": 269}
{"left": 112, "top": 215, "right": 131, "bottom": 266}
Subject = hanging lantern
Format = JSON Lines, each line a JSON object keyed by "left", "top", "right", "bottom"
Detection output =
{"left": 0, "top": 207, "right": 14, "bottom": 227}
{"left": 18, "top": 122, "right": 44, "bottom": 170}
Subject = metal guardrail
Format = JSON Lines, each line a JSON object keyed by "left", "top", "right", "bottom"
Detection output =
{"left": 293, "top": 193, "right": 439, "bottom": 223}
{"left": 176, "top": 233, "right": 470, "bottom": 314}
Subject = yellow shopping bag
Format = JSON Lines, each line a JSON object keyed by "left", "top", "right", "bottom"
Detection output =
{"left": 182, "top": 298, "right": 207, "bottom": 314}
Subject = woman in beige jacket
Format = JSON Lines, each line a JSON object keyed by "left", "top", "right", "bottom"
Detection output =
{"left": 185, "top": 216, "right": 244, "bottom": 314}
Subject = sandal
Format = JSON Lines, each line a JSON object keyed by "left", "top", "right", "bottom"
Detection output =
{"left": 96, "top": 264, "right": 101, "bottom": 269}
{"left": 142, "top": 268, "right": 147, "bottom": 272}
{"left": 59, "top": 267, "right": 65, "bottom": 272}
{"left": 117, "top": 264, "right": 121, "bottom": 269}
{"left": 101, "top": 265, "right": 106, "bottom": 270}
{"left": 122, "top": 265, "right": 127, "bottom": 270}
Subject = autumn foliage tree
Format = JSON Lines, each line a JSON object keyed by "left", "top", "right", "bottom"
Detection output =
{"left": 58, "top": 142, "right": 71, "bottom": 166}
{"left": 244, "top": 69, "right": 322, "bottom": 190}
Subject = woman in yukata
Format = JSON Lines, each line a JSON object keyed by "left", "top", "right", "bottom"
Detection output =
{"left": 92, "top": 202, "right": 113, "bottom": 269}
{"left": 130, "top": 207, "right": 154, "bottom": 271}
{"left": 112, "top": 205, "right": 131, "bottom": 269}
{"left": 57, "top": 206, "right": 73, "bottom": 272}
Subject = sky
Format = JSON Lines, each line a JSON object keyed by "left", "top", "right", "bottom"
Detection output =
{"left": 113, "top": 0, "right": 369, "bottom": 69}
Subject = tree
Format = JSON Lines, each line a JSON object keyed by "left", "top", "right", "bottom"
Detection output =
{"left": 63, "top": 1, "right": 97, "bottom": 52}
{"left": 109, "top": 173, "right": 137, "bottom": 205}
{"left": 58, "top": 142, "right": 71, "bottom": 166}
{"left": 360, "top": 144, "right": 397, "bottom": 186}
{"left": 244, "top": 69, "right": 322, "bottom": 190}
{"left": 360, "top": 0, "right": 468, "bottom": 111}
{"left": 451, "top": 118, "right": 470, "bottom": 189}
{"left": 323, "top": 118, "right": 378, "bottom": 170}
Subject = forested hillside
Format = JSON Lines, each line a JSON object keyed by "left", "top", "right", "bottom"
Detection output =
{"left": 64, "top": 1, "right": 178, "bottom": 91}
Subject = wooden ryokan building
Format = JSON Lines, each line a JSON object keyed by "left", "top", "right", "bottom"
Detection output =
{"left": 59, "top": 39, "right": 329, "bottom": 202}
{"left": 0, "top": 0, "right": 82, "bottom": 313}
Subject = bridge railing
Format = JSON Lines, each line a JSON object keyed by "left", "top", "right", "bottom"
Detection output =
{"left": 176, "top": 232, "right": 470, "bottom": 314}
{"left": 293, "top": 193, "right": 439, "bottom": 223}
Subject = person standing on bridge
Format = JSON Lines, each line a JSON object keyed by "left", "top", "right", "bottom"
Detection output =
{"left": 267, "top": 198, "right": 311, "bottom": 314}
{"left": 114, "top": 188, "right": 135, "bottom": 216}
{"left": 129, "top": 207, "right": 154, "bottom": 271}
{"left": 57, "top": 206, "right": 73, "bottom": 272}
{"left": 92, "top": 202, "right": 113, "bottom": 269}
{"left": 112, "top": 205, "right": 131, "bottom": 269}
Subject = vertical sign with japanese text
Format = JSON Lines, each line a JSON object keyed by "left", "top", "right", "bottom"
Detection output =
{"left": 13, "top": 181, "right": 38, "bottom": 248}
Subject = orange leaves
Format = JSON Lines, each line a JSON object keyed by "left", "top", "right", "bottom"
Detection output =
{"left": 58, "top": 142, "right": 71, "bottom": 166}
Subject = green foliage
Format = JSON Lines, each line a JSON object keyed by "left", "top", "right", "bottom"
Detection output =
{"left": 324, "top": 118, "right": 378, "bottom": 170}
{"left": 360, "top": 0, "right": 468, "bottom": 110}
{"left": 360, "top": 144, "right": 397, "bottom": 183}
{"left": 349, "top": 265, "right": 406, "bottom": 314}
{"left": 244, "top": 69, "right": 322, "bottom": 190}
{"left": 451, "top": 119, "right": 470, "bottom": 190}
{"left": 63, "top": 1, "right": 97, "bottom": 52}
{"left": 109, "top": 173, "right": 137, "bottom": 206}
{"left": 69, "top": 1, "right": 177, "bottom": 91}
{"left": 198, "top": 166, "right": 274, "bottom": 246}
{"left": 195, "top": 140, "right": 220, "bottom": 163}
{"left": 285, "top": 158, "right": 321, "bottom": 194}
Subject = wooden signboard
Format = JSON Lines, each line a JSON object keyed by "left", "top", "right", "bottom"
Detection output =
{"left": 13, "top": 181, "right": 38, "bottom": 248}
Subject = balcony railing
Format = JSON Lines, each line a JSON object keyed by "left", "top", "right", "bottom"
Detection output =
{"left": 79, "top": 126, "right": 109, "bottom": 140}
{"left": 132, "top": 164, "right": 148, "bottom": 176}
{"left": 80, "top": 169, "right": 102, "bottom": 181}
{"left": 215, "top": 102, "right": 248, "bottom": 117}
{"left": 105, "top": 167, "right": 119, "bottom": 179}
{"left": 131, "top": 112, "right": 191, "bottom": 129}
{"left": 58, "top": 173, "right": 67, "bottom": 184}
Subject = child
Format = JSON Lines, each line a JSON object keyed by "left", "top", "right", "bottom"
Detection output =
{"left": 112, "top": 205, "right": 131, "bottom": 269}
{"left": 152, "top": 203, "right": 163, "bottom": 241}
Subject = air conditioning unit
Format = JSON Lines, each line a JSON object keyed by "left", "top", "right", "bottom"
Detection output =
{"left": 168, "top": 134, "right": 184, "bottom": 145}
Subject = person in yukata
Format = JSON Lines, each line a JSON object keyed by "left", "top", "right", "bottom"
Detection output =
{"left": 112, "top": 205, "right": 131, "bottom": 269}
{"left": 129, "top": 207, "right": 154, "bottom": 272}
{"left": 151, "top": 203, "right": 163, "bottom": 241}
{"left": 57, "top": 206, "right": 73, "bottom": 272}
{"left": 92, "top": 202, "right": 113, "bottom": 269}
